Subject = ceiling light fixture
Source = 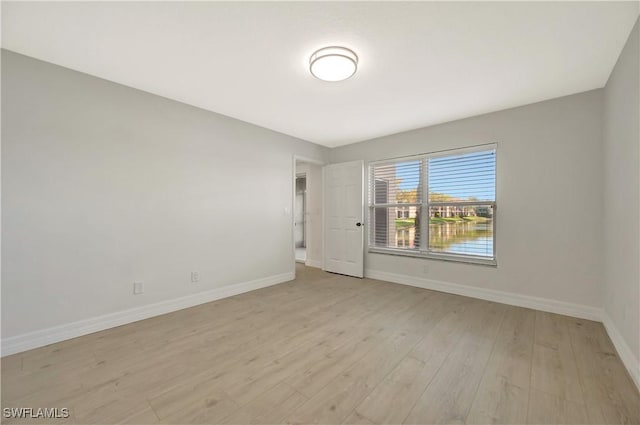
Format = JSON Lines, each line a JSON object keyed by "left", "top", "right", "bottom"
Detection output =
{"left": 309, "top": 46, "right": 358, "bottom": 82}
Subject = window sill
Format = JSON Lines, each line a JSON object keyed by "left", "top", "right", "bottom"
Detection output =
{"left": 368, "top": 247, "right": 497, "bottom": 267}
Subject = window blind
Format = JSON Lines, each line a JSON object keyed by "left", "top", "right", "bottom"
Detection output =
{"left": 369, "top": 160, "right": 422, "bottom": 251}
{"left": 428, "top": 150, "right": 496, "bottom": 203}
{"left": 368, "top": 145, "right": 496, "bottom": 264}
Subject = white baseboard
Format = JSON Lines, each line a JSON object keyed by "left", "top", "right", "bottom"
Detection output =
{"left": 602, "top": 313, "right": 640, "bottom": 391}
{"left": 368, "top": 268, "right": 639, "bottom": 391}
{"left": 7, "top": 267, "right": 637, "bottom": 393}
{"left": 1, "top": 271, "right": 294, "bottom": 357}
{"left": 305, "top": 259, "right": 322, "bottom": 269}
{"left": 364, "top": 269, "right": 602, "bottom": 321}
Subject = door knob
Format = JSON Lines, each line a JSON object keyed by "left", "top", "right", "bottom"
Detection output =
{"left": 356, "top": 222, "right": 362, "bottom": 227}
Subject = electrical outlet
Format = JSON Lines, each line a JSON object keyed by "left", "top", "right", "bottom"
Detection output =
{"left": 133, "top": 281, "right": 144, "bottom": 295}
{"left": 191, "top": 271, "right": 200, "bottom": 283}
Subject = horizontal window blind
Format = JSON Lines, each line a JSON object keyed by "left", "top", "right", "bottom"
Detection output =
{"left": 368, "top": 145, "right": 496, "bottom": 264}
{"left": 369, "top": 160, "right": 422, "bottom": 251}
{"left": 370, "top": 160, "right": 422, "bottom": 205}
{"left": 428, "top": 150, "right": 495, "bottom": 203}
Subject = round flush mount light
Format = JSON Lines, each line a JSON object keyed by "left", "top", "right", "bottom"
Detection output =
{"left": 309, "top": 46, "right": 358, "bottom": 82}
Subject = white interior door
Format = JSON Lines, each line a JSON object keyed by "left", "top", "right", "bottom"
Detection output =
{"left": 323, "top": 160, "right": 364, "bottom": 278}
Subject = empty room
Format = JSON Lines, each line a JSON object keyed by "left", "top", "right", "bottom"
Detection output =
{"left": 1, "top": 1, "right": 639, "bottom": 424}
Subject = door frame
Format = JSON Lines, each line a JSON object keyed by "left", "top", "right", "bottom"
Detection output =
{"left": 294, "top": 171, "right": 307, "bottom": 258}
{"left": 292, "top": 155, "right": 325, "bottom": 278}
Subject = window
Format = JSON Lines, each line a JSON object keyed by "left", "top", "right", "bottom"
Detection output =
{"left": 396, "top": 228, "right": 411, "bottom": 248}
{"left": 397, "top": 204, "right": 410, "bottom": 219}
{"left": 369, "top": 144, "right": 496, "bottom": 265}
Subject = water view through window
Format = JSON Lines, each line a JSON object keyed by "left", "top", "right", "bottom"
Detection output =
{"left": 369, "top": 146, "right": 496, "bottom": 262}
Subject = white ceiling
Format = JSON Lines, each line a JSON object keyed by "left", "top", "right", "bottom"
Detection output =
{"left": 2, "top": 2, "right": 638, "bottom": 147}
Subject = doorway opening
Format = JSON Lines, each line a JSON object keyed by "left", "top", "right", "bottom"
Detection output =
{"left": 293, "top": 156, "right": 324, "bottom": 274}
{"left": 295, "top": 174, "right": 307, "bottom": 262}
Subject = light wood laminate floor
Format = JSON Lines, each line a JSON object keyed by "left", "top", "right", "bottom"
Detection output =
{"left": 2, "top": 265, "right": 639, "bottom": 424}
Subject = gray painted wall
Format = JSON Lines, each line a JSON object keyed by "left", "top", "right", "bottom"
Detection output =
{"left": 331, "top": 90, "right": 604, "bottom": 310}
{"left": 1, "top": 50, "right": 329, "bottom": 339}
{"left": 603, "top": 18, "right": 639, "bottom": 364}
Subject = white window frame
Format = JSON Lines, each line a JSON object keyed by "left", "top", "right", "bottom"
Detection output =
{"left": 396, "top": 203, "right": 410, "bottom": 219}
{"left": 368, "top": 143, "right": 497, "bottom": 266}
{"left": 396, "top": 228, "right": 411, "bottom": 248}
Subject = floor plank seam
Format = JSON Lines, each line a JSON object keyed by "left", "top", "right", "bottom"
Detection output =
{"left": 396, "top": 302, "right": 476, "bottom": 425}
{"left": 565, "top": 317, "right": 593, "bottom": 420}
{"left": 145, "top": 398, "right": 161, "bottom": 422}
{"left": 463, "top": 304, "right": 508, "bottom": 424}
{"left": 523, "top": 311, "right": 536, "bottom": 424}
